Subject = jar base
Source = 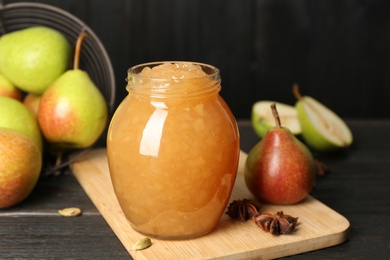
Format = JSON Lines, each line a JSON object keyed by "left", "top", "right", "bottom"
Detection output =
{"left": 131, "top": 226, "right": 215, "bottom": 240}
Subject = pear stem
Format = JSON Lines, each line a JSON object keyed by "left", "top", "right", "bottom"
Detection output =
{"left": 271, "top": 103, "right": 282, "bottom": 128}
{"left": 73, "top": 32, "right": 88, "bottom": 70}
{"left": 292, "top": 83, "right": 303, "bottom": 100}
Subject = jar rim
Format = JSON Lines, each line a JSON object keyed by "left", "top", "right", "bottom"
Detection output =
{"left": 127, "top": 61, "right": 220, "bottom": 81}
{"left": 126, "top": 61, "right": 221, "bottom": 98}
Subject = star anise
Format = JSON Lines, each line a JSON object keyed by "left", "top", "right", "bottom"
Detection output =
{"left": 226, "top": 199, "right": 299, "bottom": 235}
{"left": 225, "top": 199, "right": 261, "bottom": 221}
{"left": 252, "top": 211, "right": 298, "bottom": 235}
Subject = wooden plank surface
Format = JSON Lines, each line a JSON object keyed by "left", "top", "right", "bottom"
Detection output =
{"left": 70, "top": 148, "right": 349, "bottom": 259}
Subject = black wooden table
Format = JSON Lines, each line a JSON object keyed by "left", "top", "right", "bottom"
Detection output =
{"left": 1, "top": 119, "right": 389, "bottom": 259}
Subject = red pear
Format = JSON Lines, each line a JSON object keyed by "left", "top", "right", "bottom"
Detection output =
{"left": 244, "top": 103, "right": 315, "bottom": 204}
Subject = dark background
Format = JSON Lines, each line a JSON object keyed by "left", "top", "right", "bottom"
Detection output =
{"left": 2, "top": 0, "right": 390, "bottom": 119}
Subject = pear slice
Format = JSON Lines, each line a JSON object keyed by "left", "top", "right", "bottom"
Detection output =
{"left": 251, "top": 101, "right": 301, "bottom": 138}
{"left": 293, "top": 85, "right": 353, "bottom": 152}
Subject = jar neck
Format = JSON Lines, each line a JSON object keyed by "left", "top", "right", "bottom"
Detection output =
{"left": 126, "top": 62, "right": 221, "bottom": 99}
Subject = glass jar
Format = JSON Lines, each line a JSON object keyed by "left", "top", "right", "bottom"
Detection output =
{"left": 106, "top": 62, "right": 240, "bottom": 239}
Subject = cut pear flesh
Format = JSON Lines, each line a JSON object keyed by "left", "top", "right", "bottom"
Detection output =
{"left": 297, "top": 97, "right": 353, "bottom": 151}
{"left": 252, "top": 101, "right": 301, "bottom": 137}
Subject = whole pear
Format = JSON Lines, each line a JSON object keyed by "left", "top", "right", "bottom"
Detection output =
{"left": 245, "top": 104, "right": 315, "bottom": 204}
{"left": 0, "top": 96, "right": 43, "bottom": 151}
{"left": 0, "top": 128, "right": 42, "bottom": 208}
{"left": 38, "top": 32, "right": 108, "bottom": 149}
{"left": 0, "top": 73, "right": 22, "bottom": 100}
{"left": 0, "top": 26, "right": 71, "bottom": 94}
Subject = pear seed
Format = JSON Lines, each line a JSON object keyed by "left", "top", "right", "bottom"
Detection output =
{"left": 58, "top": 207, "right": 82, "bottom": 217}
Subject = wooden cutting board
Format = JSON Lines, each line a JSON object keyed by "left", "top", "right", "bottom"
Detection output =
{"left": 70, "top": 149, "right": 349, "bottom": 259}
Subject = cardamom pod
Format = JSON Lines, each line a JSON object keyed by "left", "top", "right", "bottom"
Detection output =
{"left": 58, "top": 207, "right": 82, "bottom": 217}
{"left": 131, "top": 237, "right": 152, "bottom": 251}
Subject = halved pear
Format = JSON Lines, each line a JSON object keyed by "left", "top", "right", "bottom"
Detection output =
{"left": 251, "top": 101, "right": 301, "bottom": 138}
{"left": 293, "top": 85, "right": 353, "bottom": 152}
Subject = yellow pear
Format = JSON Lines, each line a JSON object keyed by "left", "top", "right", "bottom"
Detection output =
{"left": 0, "top": 128, "right": 42, "bottom": 208}
{"left": 0, "top": 96, "right": 43, "bottom": 151}
{"left": 0, "top": 26, "right": 70, "bottom": 94}
{"left": 38, "top": 32, "right": 107, "bottom": 149}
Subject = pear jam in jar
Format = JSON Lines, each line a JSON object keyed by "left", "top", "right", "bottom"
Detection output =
{"left": 107, "top": 62, "right": 240, "bottom": 239}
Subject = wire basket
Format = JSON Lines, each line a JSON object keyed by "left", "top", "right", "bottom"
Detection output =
{"left": 0, "top": 2, "right": 116, "bottom": 175}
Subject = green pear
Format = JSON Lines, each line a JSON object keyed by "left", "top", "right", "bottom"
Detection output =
{"left": 0, "top": 73, "right": 21, "bottom": 100}
{"left": 245, "top": 103, "right": 315, "bottom": 205}
{"left": 252, "top": 100, "right": 301, "bottom": 138}
{"left": 293, "top": 85, "right": 353, "bottom": 152}
{"left": 0, "top": 26, "right": 71, "bottom": 94}
{"left": 0, "top": 128, "right": 42, "bottom": 208}
{"left": 0, "top": 96, "right": 43, "bottom": 151}
{"left": 38, "top": 32, "right": 108, "bottom": 149}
